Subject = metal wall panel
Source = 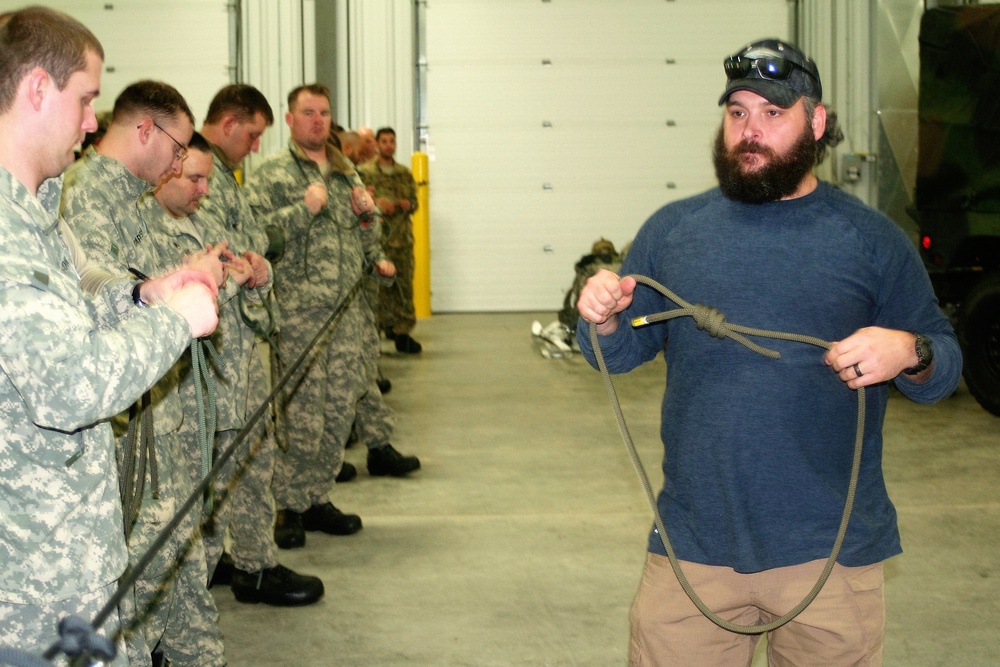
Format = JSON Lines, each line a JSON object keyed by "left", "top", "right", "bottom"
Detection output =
{"left": 323, "top": 0, "right": 416, "bottom": 161}
{"left": 241, "top": 0, "right": 317, "bottom": 172}
{"left": 799, "top": 0, "right": 926, "bottom": 240}
{"left": 874, "top": 0, "right": 925, "bottom": 241}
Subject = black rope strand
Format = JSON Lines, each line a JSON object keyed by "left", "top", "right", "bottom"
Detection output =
{"left": 36, "top": 276, "right": 364, "bottom": 665}
{"left": 590, "top": 274, "right": 865, "bottom": 635}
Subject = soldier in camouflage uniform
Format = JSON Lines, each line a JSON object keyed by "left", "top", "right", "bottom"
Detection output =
{"left": 0, "top": 8, "right": 218, "bottom": 664}
{"left": 246, "top": 84, "right": 421, "bottom": 550}
{"left": 358, "top": 127, "right": 422, "bottom": 353}
{"left": 154, "top": 126, "right": 324, "bottom": 607}
{"left": 61, "top": 82, "right": 226, "bottom": 667}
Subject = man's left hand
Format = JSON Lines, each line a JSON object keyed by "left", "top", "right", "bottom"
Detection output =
{"left": 243, "top": 251, "right": 270, "bottom": 289}
{"left": 824, "top": 326, "right": 921, "bottom": 389}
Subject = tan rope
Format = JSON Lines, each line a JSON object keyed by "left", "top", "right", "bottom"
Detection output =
{"left": 590, "top": 274, "right": 865, "bottom": 635}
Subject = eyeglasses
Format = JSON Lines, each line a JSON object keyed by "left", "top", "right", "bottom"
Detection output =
{"left": 146, "top": 121, "right": 188, "bottom": 161}
{"left": 724, "top": 54, "right": 817, "bottom": 84}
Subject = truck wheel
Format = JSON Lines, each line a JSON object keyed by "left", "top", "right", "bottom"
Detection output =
{"left": 960, "top": 273, "right": 1000, "bottom": 416}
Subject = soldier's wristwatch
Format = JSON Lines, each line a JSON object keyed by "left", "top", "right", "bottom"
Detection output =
{"left": 903, "top": 333, "right": 933, "bottom": 375}
{"left": 132, "top": 281, "right": 148, "bottom": 308}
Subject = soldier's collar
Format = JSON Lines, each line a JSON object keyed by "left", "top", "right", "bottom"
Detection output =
{"left": 208, "top": 142, "right": 240, "bottom": 172}
{"left": 288, "top": 138, "right": 356, "bottom": 177}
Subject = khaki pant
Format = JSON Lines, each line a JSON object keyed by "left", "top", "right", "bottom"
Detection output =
{"left": 630, "top": 553, "right": 884, "bottom": 667}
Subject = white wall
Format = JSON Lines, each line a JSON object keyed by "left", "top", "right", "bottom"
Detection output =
{"left": 0, "top": 0, "right": 231, "bottom": 126}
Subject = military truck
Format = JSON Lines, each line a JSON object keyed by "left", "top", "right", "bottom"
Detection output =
{"left": 913, "top": 5, "right": 1000, "bottom": 416}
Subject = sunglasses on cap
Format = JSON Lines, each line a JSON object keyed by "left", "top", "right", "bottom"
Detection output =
{"left": 723, "top": 53, "right": 817, "bottom": 84}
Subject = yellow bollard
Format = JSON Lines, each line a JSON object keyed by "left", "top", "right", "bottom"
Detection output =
{"left": 411, "top": 152, "right": 431, "bottom": 318}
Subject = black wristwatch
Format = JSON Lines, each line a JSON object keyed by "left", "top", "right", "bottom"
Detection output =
{"left": 903, "top": 333, "right": 933, "bottom": 375}
{"left": 132, "top": 281, "right": 148, "bottom": 308}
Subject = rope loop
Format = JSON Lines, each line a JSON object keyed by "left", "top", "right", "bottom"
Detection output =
{"left": 691, "top": 305, "right": 728, "bottom": 339}
{"left": 591, "top": 275, "right": 865, "bottom": 635}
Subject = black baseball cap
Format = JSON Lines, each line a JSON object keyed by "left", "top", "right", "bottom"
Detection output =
{"left": 719, "top": 39, "right": 822, "bottom": 108}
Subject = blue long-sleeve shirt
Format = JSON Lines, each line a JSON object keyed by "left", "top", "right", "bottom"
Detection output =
{"left": 578, "top": 183, "right": 961, "bottom": 572}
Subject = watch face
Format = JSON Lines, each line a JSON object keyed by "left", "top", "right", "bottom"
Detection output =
{"left": 917, "top": 334, "right": 933, "bottom": 363}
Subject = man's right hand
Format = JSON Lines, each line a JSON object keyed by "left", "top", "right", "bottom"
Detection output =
{"left": 140, "top": 268, "right": 219, "bottom": 337}
{"left": 165, "top": 282, "right": 219, "bottom": 338}
{"left": 576, "top": 269, "right": 637, "bottom": 335}
{"left": 305, "top": 182, "right": 328, "bottom": 216}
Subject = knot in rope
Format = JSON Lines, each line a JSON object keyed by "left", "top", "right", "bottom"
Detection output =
{"left": 691, "top": 305, "right": 727, "bottom": 339}
{"left": 56, "top": 615, "right": 115, "bottom": 662}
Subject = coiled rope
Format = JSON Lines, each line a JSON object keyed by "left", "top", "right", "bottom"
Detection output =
{"left": 118, "top": 390, "right": 155, "bottom": 540}
{"left": 1, "top": 276, "right": 366, "bottom": 667}
{"left": 589, "top": 274, "right": 866, "bottom": 635}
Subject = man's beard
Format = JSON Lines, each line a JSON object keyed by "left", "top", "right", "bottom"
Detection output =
{"left": 712, "top": 124, "right": 817, "bottom": 204}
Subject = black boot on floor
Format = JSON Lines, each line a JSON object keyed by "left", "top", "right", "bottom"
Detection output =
{"left": 302, "top": 502, "right": 363, "bottom": 535}
{"left": 274, "top": 509, "right": 306, "bottom": 549}
{"left": 336, "top": 461, "right": 357, "bottom": 483}
{"left": 377, "top": 369, "right": 392, "bottom": 394}
{"left": 394, "top": 333, "right": 422, "bottom": 354}
{"left": 368, "top": 443, "right": 421, "bottom": 477}
{"left": 231, "top": 564, "right": 325, "bottom": 607}
{"left": 209, "top": 552, "right": 234, "bottom": 588}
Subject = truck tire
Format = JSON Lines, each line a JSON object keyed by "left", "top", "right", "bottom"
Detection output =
{"left": 959, "top": 272, "right": 1000, "bottom": 416}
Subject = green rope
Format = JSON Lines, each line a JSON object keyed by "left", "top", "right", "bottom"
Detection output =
{"left": 191, "top": 338, "right": 220, "bottom": 515}
{"left": 238, "top": 284, "right": 280, "bottom": 355}
{"left": 118, "top": 390, "right": 156, "bottom": 539}
{"left": 590, "top": 274, "right": 865, "bottom": 635}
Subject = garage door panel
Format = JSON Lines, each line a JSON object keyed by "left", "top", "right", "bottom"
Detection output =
{"left": 429, "top": 0, "right": 788, "bottom": 62}
{"left": 427, "top": 64, "right": 725, "bottom": 125}
{"left": 426, "top": 0, "right": 790, "bottom": 311}
{"left": 0, "top": 0, "right": 231, "bottom": 121}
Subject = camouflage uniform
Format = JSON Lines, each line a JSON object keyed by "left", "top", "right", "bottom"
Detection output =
{"left": 61, "top": 149, "right": 225, "bottom": 667}
{"left": 246, "top": 140, "right": 394, "bottom": 512}
{"left": 148, "top": 155, "right": 283, "bottom": 575}
{"left": 0, "top": 166, "right": 191, "bottom": 665}
{"left": 357, "top": 158, "right": 419, "bottom": 336}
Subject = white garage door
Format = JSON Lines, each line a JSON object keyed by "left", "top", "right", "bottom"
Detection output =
{"left": 0, "top": 1, "right": 231, "bottom": 127}
{"left": 425, "top": 0, "right": 791, "bottom": 312}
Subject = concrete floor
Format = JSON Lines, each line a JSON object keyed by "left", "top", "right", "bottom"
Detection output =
{"left": 214, "top": 312, "right": 1000, "bottom": 666}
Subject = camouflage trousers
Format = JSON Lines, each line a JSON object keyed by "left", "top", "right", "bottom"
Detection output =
{"left": 119, "top": 432, "right": 224, "bottom": 667}
{"left": 0, "top": 582, "right": 128, "bottom": 667}
{"left": 272, "top": 298, "right": 395, "bottom": 511}
{"left": 378, "top": 220, "right": 417, "bottom": 336}
{"left": 201, "top": 415, "right": 278, "bottom": 576}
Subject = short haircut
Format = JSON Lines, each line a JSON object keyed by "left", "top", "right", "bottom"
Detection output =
{"left": 0, "top": 6, "right": 104, "bottom": 114}
{"left": 375, "top": 127, "right": 396, "bottom": 141}
{"left": 187, "top": 130, "right": 211, "bottom": 154}
{"left": 287, "top": 83, "right": 330, "bottom": 112}
{"left": 111, "top": 79, "right": 194, "bottom": 127}
{"left": 204, "top": 83, "right": 274, "bottom": 126}
{"left": 339, "top": 130, "right": 361, "bottom": 147}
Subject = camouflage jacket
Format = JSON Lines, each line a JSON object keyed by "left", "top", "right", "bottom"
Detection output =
{"left": 199, "top": 144, "right": 271, "bottom": 258}
{"left": 245, "top": 139, "right": 387, "bottom": 313}
{"left": 143, "top": 195, "right": 270, "bottom": 430}
{"left": 0, "top": 167, "right": 191, "bottom": 604}
{"left": 61, "top": 149, "right": 185, "bottom": 436}
{"left": 357, "top": 158, "right": 418, "bottom": 248}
